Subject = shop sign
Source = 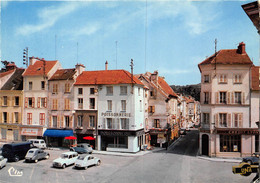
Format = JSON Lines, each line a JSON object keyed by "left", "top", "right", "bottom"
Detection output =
{"left": 0, "top": 125, "right": 19, "bottom": 129}
{"left": 21, "top": 128, "right": 38, "bottom": 136}
{"left": 101, "top": 112, "right": 131, "bottom": 117}
{"left": 99, "top": 129, "right": 144, "bottom": 137}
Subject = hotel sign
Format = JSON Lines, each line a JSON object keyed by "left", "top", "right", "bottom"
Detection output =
{"left": 101, "top": 112, "right": 131, "bottom": 117}
{"left": 21, "top": 128, "right": 39, "bottom": 136}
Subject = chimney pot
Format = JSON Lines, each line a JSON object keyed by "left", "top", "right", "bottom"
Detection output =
{"left": 105, "top": 61, "right": 108, "bottom": 70}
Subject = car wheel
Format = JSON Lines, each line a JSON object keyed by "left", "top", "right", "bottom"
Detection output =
{"left": 45, "top": 155, "right": 49, "bottom": 159}
{"left": 14, "top": 156, "right": 19, "bottom": 162}
{"left": 62, "top": 164, "right": 66, "bottom": 169}
{"left": 35, "top": 159, "right": 38, "bottom": 163}
{"left": 96, "top": 160, "right": 101, "bottom": 166}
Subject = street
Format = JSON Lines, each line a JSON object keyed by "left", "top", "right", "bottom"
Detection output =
{"left": 0, "top": 130, "right": 255, "bottom": 183}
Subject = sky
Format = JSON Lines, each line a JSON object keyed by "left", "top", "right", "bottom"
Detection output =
{"left": 0, "top": 0, "right": 259, "bottom": 85}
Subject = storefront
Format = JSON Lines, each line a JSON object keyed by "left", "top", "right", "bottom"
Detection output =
{"left": 20, "top": 126, "right": 43, "bottom": 141}
{"left": 98, "top": 129, "right": 144, "bottom": 153}
{"left": 0, "top": 124, "right": 20, "bottom": 142}
{"left": 75, "top": 129, "right": 96, "bottom": 149}
{"left": 150, "top": 129, "right": 167, "bottom": 148}
{"left": 43, "top": 129, "right": 74, "bottom": 147}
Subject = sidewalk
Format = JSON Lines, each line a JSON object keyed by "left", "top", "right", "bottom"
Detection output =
{"left": 198, "top": 156, "right": 242, "bottom": 163}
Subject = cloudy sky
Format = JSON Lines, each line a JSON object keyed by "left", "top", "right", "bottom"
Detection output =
{"left": 0, "top": 0, "right": 259, "bottom": 85}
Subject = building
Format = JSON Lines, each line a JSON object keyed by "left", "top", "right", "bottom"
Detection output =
{"left": 242, "top": 1, "right": 260, "bottom": 34}
{"left": 0, "top": 63, "right": 24, "bottom": 141}
{"left": 75, "top": 68, "right": 145, "bottom": 153}
{"left": 43, "top": 66, "right": 80, "bottom": 147}
{"left": 137, "top": 71, "right": 178, "bottom": 148}
{"left": 22, "top": 57, "right": 61, "bottom": 140}
{"left": 199, "top": 42, "right": 258, "bottom": 157}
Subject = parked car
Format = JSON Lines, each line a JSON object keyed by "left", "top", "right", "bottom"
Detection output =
{"left": 180, "top": 128, "right": 186, "bottom": 135}
{"left": 76, "top": 143, "right": 93, "bottom": 154}
{"left": 74, "top": 154, "right": 101, "bottom": 169}
{"left": 0, "top": 156, "right": 7, "bottom": 169}
{"left": 53, "top": 152, "right": 78, "bottom": 169}
{"left": 2, "top": 142, "right": 32, "bottom": 162}
{"left": 27, "top": 139, "right": 46, "bottom": 149}
{"left": 25, "top": 148, "right": 50, "bottom": 163}
{"left": 242, "top": 153, "right": 260, "bottom": 165}
{"left": 0, "top": 147, "right": 2, "bottom": 155}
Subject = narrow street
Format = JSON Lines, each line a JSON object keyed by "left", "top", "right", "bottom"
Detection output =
{"left": 167, "top": 129, "right": 199, "bottom": 156}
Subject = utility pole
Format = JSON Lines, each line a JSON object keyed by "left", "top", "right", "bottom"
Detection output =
{"left": 130, "top": 59, "right": 134, "bottom": 94}
{"left": 23, "top": 47, "right": 29, "bottom": 67}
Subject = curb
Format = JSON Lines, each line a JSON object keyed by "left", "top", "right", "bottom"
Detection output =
{"left": 92, "top": 150, "right": 152, "bottom": 157}
{"left": 198, "top": 156, "right": 242, "bottom": 163}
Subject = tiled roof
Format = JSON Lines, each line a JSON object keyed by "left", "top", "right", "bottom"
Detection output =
{"left": 49, "top": 69, "right": 76, "bottom": 81}
{"left": 184, "top": 96, "right": 195, "bottom": 103}
{"left": 251, "top": 66, "right": 260, "bottom": 91}
{"left": 0, "top": 69, "right": 15, "bottom": 78}
{"left": 198, "top": 49, "right": 253, "bottom": 67}
{"left": 23, "top": 60, "right": 58, "bottom": 76}
{"left": 1, "top": 68, "right": 25, "bottom": 90}
{"left": 158, "top": 77, "right": 178, "bottom": 98}
{"left": 74, "top": 70, "right": 144, "bottom": 85}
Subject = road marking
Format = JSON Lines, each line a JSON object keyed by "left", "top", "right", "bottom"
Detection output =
{"left": 30, "top": 167, "right": 35, "bottom": 180}
{"left": 81, "top": 173, "right": 85, "bottom": 181}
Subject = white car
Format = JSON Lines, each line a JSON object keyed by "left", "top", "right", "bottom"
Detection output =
{"left": 74, "top": 155, "right": 101, "bottom": 169}
{"left": 27, "top": 139, "right": 46, "bottom": 149}
{"left": 0, "top": 156, "right": 7, "bottom": 169}
{"left": 53, "top": 152, "right": 78, "bottom": 169}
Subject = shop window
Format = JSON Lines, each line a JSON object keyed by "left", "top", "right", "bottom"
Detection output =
{"left": 107, "top": 136, "right": 128, "bottom": 149}
{"left": 220, "top": 135, "right": 241, "bottom": 152}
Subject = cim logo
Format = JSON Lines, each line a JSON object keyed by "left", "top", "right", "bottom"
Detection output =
{"left": 8, "top": 167, "right": 23, "bottom": 177}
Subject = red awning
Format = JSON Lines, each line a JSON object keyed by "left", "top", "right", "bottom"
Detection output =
{"left": 65, "top": 136, "right": 77, "bottom": 140}
{"left": 83, "top": 136, "right": 95, "bottom": 140}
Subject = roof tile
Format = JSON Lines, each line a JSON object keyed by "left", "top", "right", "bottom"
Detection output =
{"left": 23, "top": 60, "right": 58, "bottom": 76}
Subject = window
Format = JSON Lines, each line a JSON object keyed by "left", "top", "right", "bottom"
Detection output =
{"left": 65, "top": 116, "right": 70, "bottom": 127}
{"left": 121, "top": 100, "right": 126, "bottom": 111}
{"left": 121, "top": 118, "right": 129, "bottom": 129}
{"left": 78, "top": 88, "right": 83, "bottom": 95}
{"left": 65, "top": 83, "right": 70, "bottom": 93}
{"left": 107, "top": 118, "right": 112, "bottom": 129}
{"left": 219, "top": 92, "right": 227, "bottom": 104}
{"left": 52, "top": 84, "right": 58, "bottom": 94}
{"left": 89, "top": 98, "right": 95, "bottom": 109}
{"left": 140, "top": 100, "right": 142, "bottom": 112}
{"left": 39, "top": 113, "right": 45, "bottom": 125}
{"left": 52, "top": 99, "right": 58, "bottom": 110}
{"left": 14, "top": 112, "right": 19, "bottom": 123}
{"left": 29, "top": 82, "right": 33, "bottom": 90}
{"left": 154, "top": 119, "right": 160, "bottom": 128}
{"left": 41, "top": 98, "right": 45, "bottom": 108}
{"left": 3, "top": 96, "right": 7, "bottom": 106}
{"left": 148, "top": 106, "right": 155, "bottom": 113}
{"left": 64, "top": 98, "right": 70, "bottom": 110}
{"left": 90, "top": 88, "right": 95, "bottom": 95}
{"left": 3, "top": 112, "right": 7, "bottom": 123}
{"left": 138, "top": 88, "right": 141, "bottom": 96}
{"left": 234, "top": 92, "right": 241, "bottom": 104}
{"left": 107, "top": 136, "right": 128, "bottom": 149}
{"left": 203, "top": 113, "right": 210, "bottom": 124}
{"left": 219, "top": 113, "right": 227, "bottom": 127}
{"left": 107, "top": 100, "right": 112, "bottom": 111}
{"left": 15, "top": 96, "right": 19, "bottom": 106}
{"left": 78, "top": 98, "right": 83, "bottom": 109}
{"left": 41, "top": 81, "right": 45, "bottom": 90}
{"left": 27, "top": 113, "right": 32, "bottom": 125}
{"left": 106, "top": 86, "right": 113, "bottom": 95}
{"left": 89, "top": 116, "right": 95, "bottom": 128}
{"left": 120, "top": 86, "right": 127, "bottom": 95}
{"left": 233, "top": 113, "right": 239, "bottom": 127}
{"left": 204, "top": 92, "right": 209, "bottom": 104}
{"left": 52, "top": 116, "right": 57, "bottom": 127}
{"left": 219, "top": 74, "right": 227, "bottom": 83}
{"left": 77, "top": 115, "right": 83, "bottom": 127}
{"left": 28, "top": 97, "right": 34, "bottom": 108}
{"left": 234, "top": 74, "right": 242, "bottom": 84}
{"left": 220, "top": 135, "right": 241, "bottom": 152}
{"left": 204, "top": 75, "right": 210, "bottom": 83}
{"left": 150, "top": 91, "right": 154, "bottom": 97}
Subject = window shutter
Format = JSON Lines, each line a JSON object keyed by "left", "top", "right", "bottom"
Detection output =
{"left": 224, "top": 75, "right": 227, "bottom": 83}
{"left": 239, "top": 113, "right": 243, "bottom": 128}
{"left": 61, "top": 116, "right": 64, "bottom": 128}
{"left": 69, "top": 116, "right": 72, "bottom": 128}
{"left": 0, "top": 97, "right": 2, "bottom": 106}
{"left": 11, "top": 112, "right": 14, "bottom": 123}
{"left": 242, "top": 92, "right": 245, "bottom": 104}
{"left": 7, "top": 112, "right": 9, "bottom": 123}
{"left": 227, "top": 114, "right": 231, "bottom": 127}
{"left": 37, "top": 97, "right": 40, "bottom": 108}
{"left": 49, "top": 116, "right": 52, "bottom": 127}
{"left": 57, "top": 115, "right": 60, "bottom": 128}
{"left": 0, "top": 112, "right": 2, "bottom": 123}
{"left": 44, "top": 97, "right": 47, "bottom": 108}
{"left": 32, "top": 97, "right": 35, "bottom": 108}
{"left": 152, "top": 106, "right": 155, "bottom": 113}
{"left": 24, "top": 97, "right": 27, "bottom": 108}
{"left": 215, "top": 92, "right": 219, "bottom": 104}
{"left": 231, "top": 92, "right": 234, "bottom": 104}
{"left": 64, "top": 99, "right": 66, "bottom": 110}
{"left": 12, "top": 97, "right": 15, "bottom": 106}
{"left": 209, "top": 92, "right": 211, "bottom": 104}
{"left": 7, "top": 96, "right": 10, "bottom": 106}
{"left": 227, "top": 92, "right": 230, "bottom": 104}
{"left": 215, "top": 114, "right": 219, "bottom": 127}
{"left": 18, "top": 112, "right": 21, "bottom": 123}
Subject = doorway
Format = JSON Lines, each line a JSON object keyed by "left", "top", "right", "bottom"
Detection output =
{"left": 202, "top": 134, "right": 209, "bottom": 156}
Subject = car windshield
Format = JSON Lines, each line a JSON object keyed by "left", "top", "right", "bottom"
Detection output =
{"left": 28, "top": 150, "right": 34, "bottom": 153}
{"left": 61, "top": 154, "right": 69, "bottom": 159}
{"left": 77, "top": 156, "right": 85, "bottom": 160}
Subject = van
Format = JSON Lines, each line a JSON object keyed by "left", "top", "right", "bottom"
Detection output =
{"left": 2, "top": 142, "right": 32, "bottom": 162}
{"left": 27, "top": 139, "right": 46, "bottom": 149}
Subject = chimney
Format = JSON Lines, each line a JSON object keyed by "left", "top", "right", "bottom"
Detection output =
{"left": 105, "top": 61, "right": 108, "bottom": 70}
{"left": 29, "top": 56, "right": 39, "bottom": 65}
{"left": 237, "top": 42, "right": 246, "bottom": 54}
{"left": 75, "top": 63, "right": 85, "bottom": 75}
{"left": 151, "top": 70, "right": 158, "bottom": 83}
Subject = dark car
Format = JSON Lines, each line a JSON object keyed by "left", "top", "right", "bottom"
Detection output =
{"left": 242, "top": 153, "right": 260, "bottom": 165}
{"left": 25, "top": 148, "right": 50, "bottom": 163}
{"left": 70, "top": 143, "right": 93, "bottom": 154}
{"left": 2, "top": 142, "right": 32, "bottom": 162}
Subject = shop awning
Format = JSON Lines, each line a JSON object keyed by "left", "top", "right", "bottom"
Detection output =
{"left": 43, "top": 129, "right": 73, "bottom": 137}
